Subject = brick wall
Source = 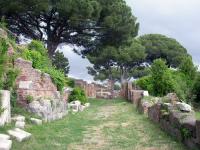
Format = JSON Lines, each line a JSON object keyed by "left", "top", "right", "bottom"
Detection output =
{"left": 15, "top": 58, "right": 60, "bottom": 106}
{"left": 74, "top": 79, "right": 115, "bottom": 99}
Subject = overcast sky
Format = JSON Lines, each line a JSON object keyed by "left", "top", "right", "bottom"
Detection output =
{"left": 61, "top": 0, "right": 200, "bottom": 82}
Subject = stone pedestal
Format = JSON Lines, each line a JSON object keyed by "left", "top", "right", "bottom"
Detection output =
{"left": 0, "top": 90, "right": 11, "bottom": 126}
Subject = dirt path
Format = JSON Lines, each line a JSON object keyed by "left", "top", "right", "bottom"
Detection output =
{"left": 67, "top": 100, "right": 186, "bottom": 150}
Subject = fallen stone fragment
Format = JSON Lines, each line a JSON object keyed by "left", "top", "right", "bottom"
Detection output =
{"left": 176, "top": 102, "right": 192, "bottom": 112}
{"left": 0, "top": 134, "right": 10, "bottom": 140}
{"left": 30, "top": 118, "right": 42, "bottom": 125}
{"left": 0, "top": 139, "right": 12, "bottom": 150}
{"left": 15, "top": 121, "right": 25, "bottom": 129}
{"left": 7, "top": 128, "right": 31, "bottom": 142}
{"left": 143, "top": 91, "right": 149, "bottom": 97}
{"left": 12, "top": 115, "right": 25, "bottom": 122}
{"left": 84, "top": 103, "right": 90, "bottom": 108}
{"left": 79, "top": 105, "right": 86, "bottom": 111}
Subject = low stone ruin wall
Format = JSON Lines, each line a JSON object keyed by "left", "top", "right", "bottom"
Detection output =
{"left": 74, "top": 79, "right": 117, "bottom": 99}
{"left": 14, "top": 58, "right": 69, "bottom": 121}
{"left": 122, "top": 82, "right": 200, "bottom": 149}
{"left": 74, "top": 79, "right": 97, "bottom": 98}
{"left": 29, "top": 98, "right": 67, "bottom": 122}
{"left": 15, "top": 58, "right": 59, "bottom": 106}
{"left": 0, "top": 90, "right": 11, "bottom": 126}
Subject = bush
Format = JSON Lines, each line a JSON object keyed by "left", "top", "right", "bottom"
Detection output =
{"left": 26, "top": 95, "right": 34, "bottom": 104}
{"left": 21, "top": 40, "right": 68, "bottom": 91}
{"left": 42, "top": 67, "right": 66, "bottom": 91}
{"left": 0, "top": 38, "right": 9, "bottom": 89}
{"left": 68, "top": 87, "right": 87, "bottom": 104}
{"left": 192, "top": 73, "right": 200, "bottom": 103}
{"left": 151, "top": 59, "right": 175, "bottom": 96}
{"left": 3, "top": 68, "right": 19, "bottom": 90}
{"left": 135, "top": 76, "right": 153, "bottom": 93}
{"left": 66, "top": 78, "right": 75, "bottom": 88}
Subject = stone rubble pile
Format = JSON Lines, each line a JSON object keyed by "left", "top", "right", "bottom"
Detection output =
{"left": 68, "top": 100, "right": 90, "bottom": 113}
{"left": 29, "top": 98, "right": 67, "bottom": 122}
{"left": 0, "top": 134, "right": 12, "bottom": 150}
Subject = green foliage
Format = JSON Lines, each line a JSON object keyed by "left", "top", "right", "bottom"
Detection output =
{"left": 3, "top": 68, "right": 19, "bottom": 90}
{"left": 0, "top": 37, "right": 9, "bottom": 89}
{"left": 87, "top": 40, "right": 147, "bottom": 83}
{"left": 151, "top": 59, "right": 174, "bottom": 96}
{"left": 135, "top": 76, "right": 153, "bottom": 94}
{"left": 52, "top": 51, "right": 70, "bottom": 75}
{"left": 114, "top": 84, "right": 121, "bottom": 90}
{"left": 28, "top": 40, "right": 48, "bottom": 55}
{"left": 136, "top": 59, "right": 195, "bottom": 102}
{"left": 66, "top": 78, "right": 75, "bottom": 88}
{"left": 180, "top": 127, "right": 192, "bottom": 139}
{"left": 42, "top": 67, "right": 66, "bottom": 91}
{"left": 192, "top": 73, "right": 200, "bottom": 103}
{"left": 1, "top": 0, "right": 138, "bottom": 56}
{"left": 0, "top": 92, "right": 4, "bottom": 115}
{"left": 10, "top": 88, "right": 17, "bottom": 107}
{"left": 21, "top": 40, "right": 68, "bottom": 91}
{"left": 69, "top": 87, "right": 87, "bottom": 104}
{"left": 26, "top": 95, "right": 34, "bottom": 104}
{"left": 22, "top": 41, "right": 51, "bottom": 69}
{"left": 179, "top": 56, "right": 197, "bottom": 80}
{"left": 139, "top": 34, "right": 189, "bottom": 67}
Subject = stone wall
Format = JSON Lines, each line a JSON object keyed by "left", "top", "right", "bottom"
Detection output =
{"left": 15, "top": 58, "right": 58, "bottom": 105}
{"left": 74, "top": 79, "right": 97, "bottom": 98}
{"left": 74, "top": 79, "right": 114, "bottom": 99}
{"left": 14, "top": 58, "right": 68, "bottom": 121}
{"left": 0, "top": 90, "right": 11, "bottom": 126}
{"left": 122, "top": 82, "right": 200, "bottom": 149}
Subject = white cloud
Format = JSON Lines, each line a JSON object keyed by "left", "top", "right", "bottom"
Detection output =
{"left": 126, "top": 0, "right": 200, "bottom": 64}
{"left": 58, "top": 44, "right": 94, "bottom": 82}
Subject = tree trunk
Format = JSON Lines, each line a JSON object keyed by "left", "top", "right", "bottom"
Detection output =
{"left": 47, "top": 41, "right": 59, "bottom": 58}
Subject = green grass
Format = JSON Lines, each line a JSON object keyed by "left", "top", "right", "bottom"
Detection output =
{"left": 1, "top": 99, "right": 187, "bottom": 150}
{"left": 195, "top": 111, "right": 200, "bottom": 120}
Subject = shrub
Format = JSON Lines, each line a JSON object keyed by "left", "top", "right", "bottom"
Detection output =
{"left": 3, "top": 68, "right": 19, "bottom": 90}
{"left": 0, "top": 38, "right": 9, "bottom": 89}
{"left": 135, "top": 76, "right": 153, "bottom": 93}
{"left": 68, "top": 87, "right": 87, "bottom": 104}
{"left": 66, "top": 78, "right": 75, "bottom": 88}
{"left": 26, "top": 95, "right": 34, "bottom": 104}
{"left": 28, "top": 40, "right": 48, "bottom": 56}
{"left": 21, "top": 41, "right": 68, "bottom": 91}
{"left": 192, "top": 73, "right": 200, "bottom": 103}
{"left": 0, "top": 92, "right": 4, "bottom": 115}
{"left": 151, "top": 59, "right": 175, "bottom": 96}
{"left": 42, "top": 67, "right": 66, "bottom": 91}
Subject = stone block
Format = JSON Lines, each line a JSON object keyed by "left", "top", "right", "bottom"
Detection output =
{"left": 148, "top": 103, "right": 161, "bottom": 123}
{"left": 0, "top": 134, "right": 10, "bottom": 140}
{"left": 143, "top": 91, "right": 149, "bottom": 97}
{"left": 0, "top": 139, "right": 12, "bottom": 150}
{"left": 79, "top": 105, "right": 86, "bottom": 112}
{"left": 30, "top": 118, "right": 42, "bottom": 125}
{"left": 0, "top": 90, "right": 11, "bottom": 126}
{"left": 12, "top": 115, "right": 25, "bottom": 122}
{"left": 8, "top": 128, "right": 31, "bottom": 142}
{"left": 84, "top": 103, "right": 90, "bottom": 108}
{"left": 19, "top": 81, "right": 33, "bottom": 89}
{"left": 183, "top": 138, "right": 199, "bottom": 150}
{"left": 176, "top": 102, "right": 192, "bottom": 112}
{"left": 15, "top": 121, "right": 25, "bottom": 129}
{"left": 196, "top": 120, "right": 200, "bottom": 144}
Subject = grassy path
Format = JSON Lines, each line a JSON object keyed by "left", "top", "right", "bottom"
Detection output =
{"left": 11, "top": 99, "right": 186, "bottom": 150}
